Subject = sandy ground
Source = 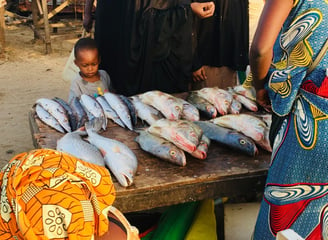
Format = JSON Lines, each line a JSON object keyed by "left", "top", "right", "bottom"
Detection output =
{"left": 0, "top": 22, "right": 77, "bottom": 168}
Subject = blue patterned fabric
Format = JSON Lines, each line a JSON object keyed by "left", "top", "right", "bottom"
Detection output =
{"left": 253, "top": 0, "right": 328, "bottom": 239}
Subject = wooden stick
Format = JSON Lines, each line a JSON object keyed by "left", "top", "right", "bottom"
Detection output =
{"left": 0, "top": 6, "right": 5, "bottom": 52}
{"left": 41, "top": 0, "right": 51, "bottom": 54}
{"left": 37, "top": 0, "right": 70, "bottom": 25}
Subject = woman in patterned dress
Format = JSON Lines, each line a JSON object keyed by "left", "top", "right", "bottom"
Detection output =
{"left": 0, "top": 149, "right": 139, "bottom": 240}
{"left": 250, "top": 0, "right": 328, "bottom": 239}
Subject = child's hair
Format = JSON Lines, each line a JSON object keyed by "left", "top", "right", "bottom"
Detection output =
{"left": 74, "top": 37, "right": 99, "bottom": 59}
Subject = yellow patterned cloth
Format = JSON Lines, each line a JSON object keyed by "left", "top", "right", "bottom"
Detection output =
{"left": 0, "top": 149, "right": 116, "bottom": 240}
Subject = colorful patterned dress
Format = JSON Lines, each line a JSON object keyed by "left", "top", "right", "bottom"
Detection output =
{"left": 0, "top": 149, "right": 116, "bottom": 240}
{"left": 253, "top": 0, "right": 328, "bottom": 239}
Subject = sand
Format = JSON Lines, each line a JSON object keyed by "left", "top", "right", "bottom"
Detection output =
{"left": 0, "top": 22, "right": 76, "bottom": 168}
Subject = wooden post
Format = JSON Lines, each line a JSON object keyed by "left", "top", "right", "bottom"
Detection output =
{"left": 0, "top": 5, "right": 5, "bottom": 53}
{"left": 31, "top": 0, "right": 40, "bottom": 40}
{"left": 41, "top": 0, "right": 52, "bottom": 54}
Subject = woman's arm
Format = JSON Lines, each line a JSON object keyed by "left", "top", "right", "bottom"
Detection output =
{"left": 249, "top": 0, "right": 293, "bottom": 110}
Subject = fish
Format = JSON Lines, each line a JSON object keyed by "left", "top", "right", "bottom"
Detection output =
{"left": 36, "top": 98, "right": 71, "bottom": 132}
{"left": 233, "top": 84, "right": 256, "bottom": 101}
{"left": 194, "top": 121, "right": 258, "bottom": 157}
{"left": 211, "top": 113, "right": 266, "bottom": 142}
{"left": 119, "top": 94, "right": 138, "bottom": 126}
{"left": 148, "top": 119, "right": 203, "bottom": 153}
{"left": 96, "top": 95, "right": 126, "bottom": 128}
{"left": 190, "top": 134, "right": 210, "bottom": 160}
{"left": 69, "top": 96, "right": 88, "bottom": 129}
{"left": 53, "top": 97, "right": 78, "bottom": 131}
{"left": 103, "top": 92, "right": 133, "bottom": 131}
{"left": 80, "top": 94, "right": 107, "bottom": 130}
{"left": 85, "top": 120, "right": 138, "bottom": 187}
{"left": 228, "top": 99, "right": 242, "bottom": 114}
{"left": 186, "top": 91, "right": 217, "bottom": 119}
{"left": 196, "top": 87, "right": 233, "bottom": 115}
{"left": 256, "top": 126, "right": 272, "bottom": 152}
{"left": 138, "top": 90, "right": 183, "bottom": 120}
{"left": 135, "top": 130, "right": 186, "bottom": 166}
{"left": 233, "top": 93, "right": 258, "bottom": 112}
{"left": 56, "top": 131, "right": 106, "bottom": 166}
{"left": 175, "top": 97, "right": 200, "bottom": 121}
{"left": 35, "top": 104, "right": 65, "bottom": 133}
{"left": 129, "top": 96, "right": 164, "bottom": 126}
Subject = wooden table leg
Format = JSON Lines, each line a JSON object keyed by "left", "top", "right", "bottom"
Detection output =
{"left": 0, "top": 6, "right": 5, "bottom": 53}
{"left": 41, "top": 0, "right": 51, "bottom": 54}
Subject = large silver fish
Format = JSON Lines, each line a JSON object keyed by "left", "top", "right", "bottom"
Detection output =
{"left": 139, "top": 90, "right": 183, "bottom": 120}
{"left": 233, "top": 93, "right": 258, "bottom": 112}
{"left": 148, "top": 119, "right": 203, "bottom": 153}
{"left": 119, "top": 95, "right": 138, "bottom": 126}
{"left": 69, "top": 96, "right": 88, "bottom": 129}
{"left": 85, "top": 120, "right": 138, "bottom": 187}
{"left": 211, "top": 113, "right": 266, "bottom": 142}
{"left": 175, "top": 97, "right": 200, "bottom": 121}
{"left": 96, "top": 95, "right": 125, "bottom": 128}
{"left": 80, "top": 94, "right": 107, "bottom": 130}
{"left": 135, "top": 131, "right": 186, "bottom": 166}
{"left": 196, "top": 87, "right": 233, "bottom": 115}
{"left": 194, "top": 121, "right": 258, "bottom": 157}
{"left": 56, "top": 131, "right": 105, "bottom": 166}
{"left": 36, "top": 98, "right": 71, "bottom": 132}
{"left": 186, "top": 91, "right": 217, "bottom": 119}
{"left": 233, "top": 84, "right": 256, "bottom": 101}
{"left": 190, "top": 134, "right": 210, "bottom": 160}
{"left": 53, "top": 97, "right": 78, "bottom": 131}
{"left": 103, "top": 92, "right": 133, "bottom": 131}
{"left": 130, "top": 96, "right": 163, "bottom": 126}
{"left": 35, "top": 104, "right": 65, "bottom": 133}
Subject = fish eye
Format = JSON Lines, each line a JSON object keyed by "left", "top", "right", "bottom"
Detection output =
{"left": 239, "top": 139, "right": 246, "bottom": 145}
{"left": 170, "top": 151, "right": 176, "bottom": 156}
{"left": 175, "top": 106, "right": 181, "bottom": 111}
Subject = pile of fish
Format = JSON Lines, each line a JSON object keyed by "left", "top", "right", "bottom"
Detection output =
{"left": 56, "top": 119, "right": 138, "bottom": 187}
{"left": 135, "top": 119, "right": 210, "bottom": 166}
{"left": 35, "top": 92, "right": 140, "bottom": 133}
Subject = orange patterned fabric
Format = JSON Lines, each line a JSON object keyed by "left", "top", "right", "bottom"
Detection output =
{"left": 0, "top": 149, "right": 116, "bottom": 240}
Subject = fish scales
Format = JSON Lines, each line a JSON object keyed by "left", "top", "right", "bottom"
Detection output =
{"left": 194, "top": 121, "right": 258, "bottom": 157}
{"left": 148, "top": 119, "right": 203, "bottom": 154}
{"left": 69, "top": 96, "right": 88, "bottom": 129}
{"left": 103, "top": 92, "right": 133, "bottom": 131}
{"left": 85, "top": 120, "right": 138, "bottom": 187}
{"left": 139, "top": 90, "right": 183, "bottom": 120}
{"left": 96, "top": 95, "right": 125, "bottom": 128}
{"left": 129, "top": 96, "right": 163, "bottom": 126}
{"left": 53, "top": 97, "right": 78, "bottom": 131}
{"left": 36, "top": 98, "right": 71, "bottom": 132}
{"left": 56, "top": 131, "right": 105, "bottom": 166}
{"left": 211, "top": 113, "right": 266, "bottom": 142}
{"left": 186, "top": 91, "right": 217, "bottom": 119}
{"left": 35, "top": 104, "right": 65, "bottom": 133}
{"left": 135, "top": 131, "right": 186, "bottom": 166}
{"left": 80, "top": 94, "right": 107, "bottom": 130}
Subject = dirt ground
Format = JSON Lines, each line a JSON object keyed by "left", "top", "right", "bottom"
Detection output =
{"left": 0, "top": 19, "right": 80, "bottom": 168}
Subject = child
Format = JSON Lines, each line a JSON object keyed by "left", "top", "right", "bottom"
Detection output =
{"left": 68, "top": 37, "right": 113, "bottom": 102}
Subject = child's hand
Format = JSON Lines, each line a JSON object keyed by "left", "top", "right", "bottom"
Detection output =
{"left": 191, "top": 2, "right": 215, "bottom": 19}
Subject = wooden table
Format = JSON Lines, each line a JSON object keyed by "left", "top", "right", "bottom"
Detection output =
{"left": 28, "top": 108, "right": 271, "bottom": 213}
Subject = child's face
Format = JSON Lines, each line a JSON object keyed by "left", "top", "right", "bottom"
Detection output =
{"left": 74, "top": 48, "right": 100, "bottom": 81}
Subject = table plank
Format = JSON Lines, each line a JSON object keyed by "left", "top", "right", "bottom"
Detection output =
{"left": 28, "top": 108, "right": 270, "bottom": 213}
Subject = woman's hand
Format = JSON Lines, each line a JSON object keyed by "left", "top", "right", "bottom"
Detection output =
{"left": 256, "top": 88, "right": 272, "bottom": 112}
{"left": 191, "top": 2, "right": 215, "bottom": 19}
{"left": 192, "top": 66, "right": 207, "bottom": 81}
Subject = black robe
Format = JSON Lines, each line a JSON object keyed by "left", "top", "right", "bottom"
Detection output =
{"left": 192, "top": 0, "right": 249, "bottom": 72}
{"left": 94, "top": 0, "right": 193, "bottom": 96}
